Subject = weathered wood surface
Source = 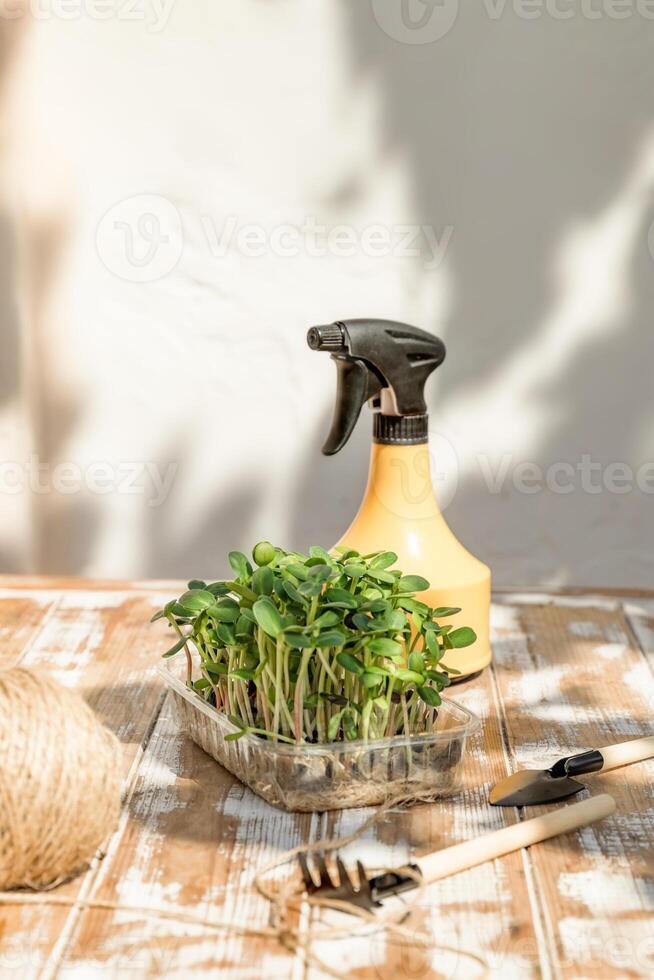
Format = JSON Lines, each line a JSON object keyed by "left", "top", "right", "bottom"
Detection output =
{"left": 0, "top": 581, "right": 653, "bottom": 978}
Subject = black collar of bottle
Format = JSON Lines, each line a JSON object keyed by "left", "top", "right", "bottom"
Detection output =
{"left": 373, "top": 414, "right": 428, "bottom": 446}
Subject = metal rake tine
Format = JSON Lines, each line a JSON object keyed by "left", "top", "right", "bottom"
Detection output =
{"left": 297, "top": 852, "right": 316, "bottom": 892}
{"left": 315, "top": 851, "right": 336, "bottom": 889}
{"left": 336, "top": 856, "right": 356, "bottom": 894}
{"left": 356, "top": 860, "right": 374, "bottom": 905}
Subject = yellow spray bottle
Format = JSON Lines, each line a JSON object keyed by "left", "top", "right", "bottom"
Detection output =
{"left": 308, "top": 319, "right": 491, "bottom": 679}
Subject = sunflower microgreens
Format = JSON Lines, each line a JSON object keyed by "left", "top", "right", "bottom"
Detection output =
{"left": 152, "top": 543, "right": 476, "bottom": 745}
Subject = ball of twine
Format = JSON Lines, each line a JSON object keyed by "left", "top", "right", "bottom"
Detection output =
{"left": 0, "top": 666, "right": 122, "bottom": 890}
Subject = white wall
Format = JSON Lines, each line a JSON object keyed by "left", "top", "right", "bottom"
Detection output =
{"left": 1, "top": 0, "right": 653, "bottom": 587}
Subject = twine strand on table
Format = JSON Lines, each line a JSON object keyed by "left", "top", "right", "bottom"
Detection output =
{"left": 0, "top": 787, "right": 488, "bottom": 978}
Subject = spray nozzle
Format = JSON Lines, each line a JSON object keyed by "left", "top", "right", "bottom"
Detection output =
{"left": 308, "top": 318, "right": 446, "bottom": 455}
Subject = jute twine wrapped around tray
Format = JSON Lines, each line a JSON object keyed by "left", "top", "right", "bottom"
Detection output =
{"left": 0, "top": 666, "right": 122, "bottom": 890}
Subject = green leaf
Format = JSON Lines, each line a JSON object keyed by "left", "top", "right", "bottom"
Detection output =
{"left": 251, "top": 566, "right": 274, "bottom": 596}
{"left": 216, "top": 623, "right": 237, "bottom": 646}
{"left": 309, "top": 545, "right": 332, "bottom": 562}
{"left": 395, "top": 597, "right": 430, "bottom": 616}
{"left": 150, "top": 609, "right": 166, "bottom": 622}
{"left": 343, "top": 709, "right": 359, "bottom": 740}
{"left": 168, "top": 603, "right": 188, "bottom": 619}
{"left": 284, "top": 632, "right": 315, "bottom": 649}
{"left": 366, "top": 638, "right": 403, "bottom": 658}
{"left": 298, "top": 578, "right": 323, "bottom": 597}
{"left": 336, "top": 651, "right": 365, "bottom": 675}
{"left": 205, "top": 582, "right": 231, "bottom": 596}
{"left": 432, "top": 606, "right": 461, "bottom": 618}
{"left": 362, "top": 664, "right": 390, "bottom": 677}
{"left": 366, "top": 568, "right": 395, "bottom": 584}
{"left": 305, "top": 556, "right": 328, "bottom": 568}
{"left": 342, "top": 563, "right": 366, "bottom": 579}
{"left": 208, "top": 600, "right": 240, "bottom": 623}
{"left": 162, "top": 635, "right": 188, "bottom": 658}
{"left": 287, "top": 562, "right": 309, "bottom": 581}
{"left": 307, "top": 563, "right": 335, "bottom": 582}
{"left": 397, "top": 575, "right": 430, "bottom": 593}
{"left": 370, "top": 551, "right": 398, "bottom": 569}
{"left": 351, "top": 612, "right": 374, "bottom": 632}
{"left": 322, "top": 589, "right": 358, "bottom": 609}
{"left": 312, "top": 610, "right": 341, "bottom": 628}
{"left": 235, "top": 614, "right": 255, "bottom": 637}
{"left": 394, "top": 668, "right": 425, "bottom": 685}
{"left": 229, "top": 551, "right": 251, "bottom": 579}
{"left": 193, "top": 678, "right": 211, "bottom": 690}
{"left": 187, "top": 579, "right": 206, "bottom": 591}
{"left": 361, "top": 672, "right": 382, "bottom": 689}
{"left": 448, "top": 627, "right": 477, "bottom": 648}
{"left": 328, "top": 709, "right": 345, "bottom": 741}
{"left": 282, "top": 580, "right": 306, "bottom": 605}
{"left": 423, "top": 621, "right": 447, "bottom": 633}
{"left": 359, "top": 599, "right": 389, "bottom": 614}
{"left": 408, "top": 651, "right": 425, "bottom": 673}
{"left": 177, "top": 590, "right": 216, "bottom": 614}
{"left": 314, "top": 629, "right": 347, "bottom": 647}
{"left": 425, "top": 630, "right": 440, "bottom": 658}
{"left": 426, "top": 669, "right": 451, "bottom": 688}
{"left": 417, "top": 685, "right": 442, "bottom": 707}
{"left": 230, "top": 668, "right": 255, "bottom": 681}
{"left": 204, "top": 661, "right": 227, "bottom": 676}
{"left": 252, "top": 597, "right": 283, "bottom": 638}
{"left": 386, "top": 610, "right": 407, "bottom": 631}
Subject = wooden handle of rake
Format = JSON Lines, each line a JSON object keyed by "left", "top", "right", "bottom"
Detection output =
{"left": 418, "top": 794, "right": 616, "bottom": 884}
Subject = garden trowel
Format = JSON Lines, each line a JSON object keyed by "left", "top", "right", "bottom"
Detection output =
{"left": 490, "top": 734, "right": 654, "bottom": 806}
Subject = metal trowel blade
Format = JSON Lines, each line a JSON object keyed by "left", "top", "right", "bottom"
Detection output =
{"left": 489, "top": 768, "right": 585, "bottom": 807}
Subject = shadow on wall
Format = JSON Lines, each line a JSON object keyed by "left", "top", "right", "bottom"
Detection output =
{"left": 287, "top": 2, "right": 654, "bottom": 587}
{"left": 4, "top": 6, "right": 654, "bottom": 585}
{"left": 0, "top": 5, "right": 94, "bottom": 574}
{"left": 144, "top": 472, "right": 265, "bottom": 581}
{"left": 0, "top": 7, "right": 30, "bottom": 414}
{"left": 0, "top": 11, "right": 30, "bottom": 573}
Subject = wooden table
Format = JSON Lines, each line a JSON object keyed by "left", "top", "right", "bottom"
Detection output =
{"left": 1, "top": 578, "right": 653, "bottom": 978}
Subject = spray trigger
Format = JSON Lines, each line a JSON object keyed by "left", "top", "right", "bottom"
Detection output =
{"left": 308, "top": 319, "right": 446, "bottom": 455}
{"left": 322, "top": 356, "right": 383, "bottom": 456}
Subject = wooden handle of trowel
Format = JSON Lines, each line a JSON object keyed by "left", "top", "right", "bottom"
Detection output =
{"left": 418, "top": 794, "right": 616, "bottom": 884}
{"left": 598, "top": 735, "right": 654, "bottom": 772}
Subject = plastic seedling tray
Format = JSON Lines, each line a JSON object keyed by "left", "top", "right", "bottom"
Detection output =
{"left": 160, "top": 661, "right": 479, "bottom": 812}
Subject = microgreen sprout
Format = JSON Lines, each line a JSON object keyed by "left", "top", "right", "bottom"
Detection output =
{"left": 153, "top": 543, "right": 476, "bottom": 745}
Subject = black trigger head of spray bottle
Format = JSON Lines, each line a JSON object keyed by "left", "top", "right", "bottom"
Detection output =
{"left": 307, "top": 318, "right": 446, "bottom": 455}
